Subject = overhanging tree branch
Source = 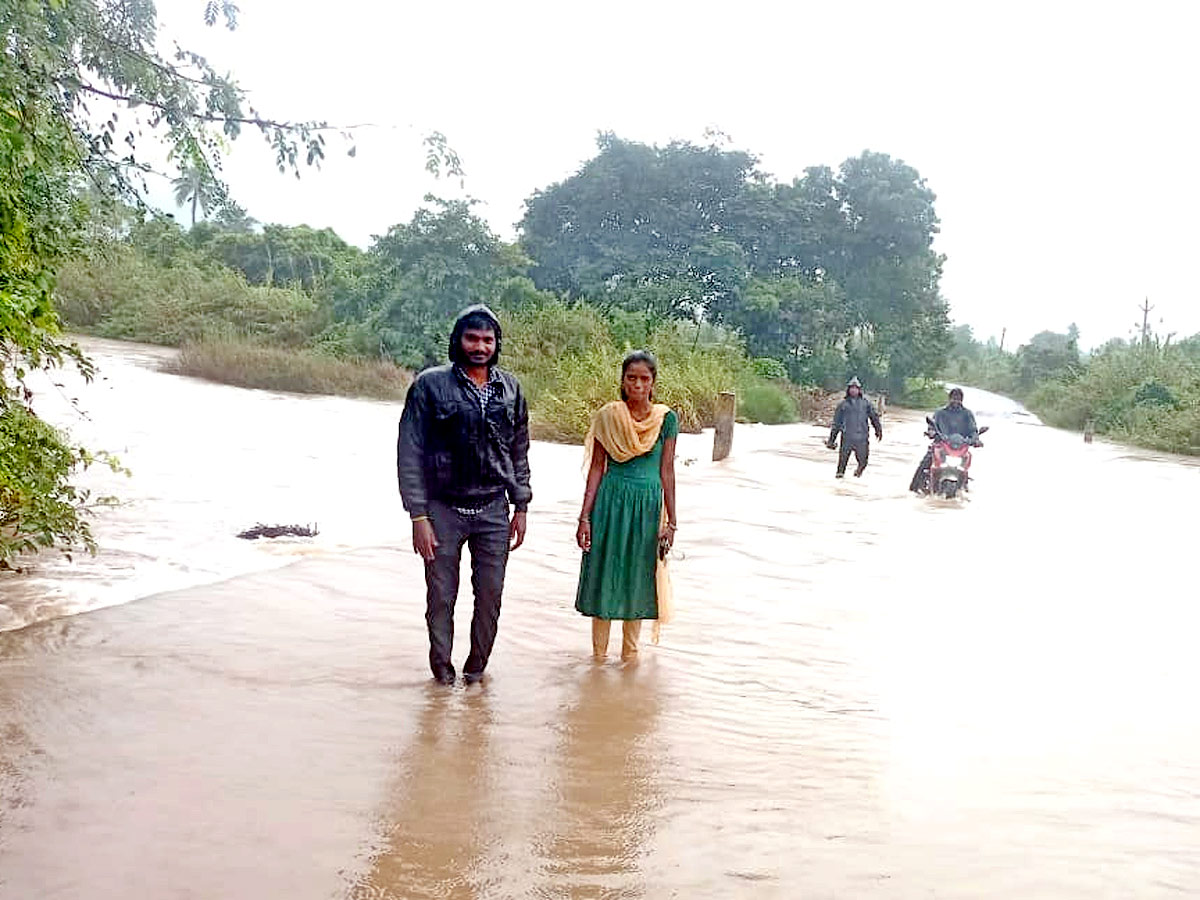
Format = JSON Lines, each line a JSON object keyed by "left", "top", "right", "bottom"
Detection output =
{"left": 76, "top": 81, "right": 329, "bottom": 133}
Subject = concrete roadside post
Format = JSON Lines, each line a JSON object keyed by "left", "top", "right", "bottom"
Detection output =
{"left": 713, "top": 391, "right": 736, "bottom": 461}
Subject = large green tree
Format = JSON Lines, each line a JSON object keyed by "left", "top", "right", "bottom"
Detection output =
{"left": 733, "top": 274, "right": 856, "bottom": 385}
{"left": 344, "top": 197, "right": 526, "bottom": 368}
{"left": 519, "top": 134, "right": 759, "bottom": 320}
{"left": 519, "top": 137, "right": 951, "bottom": 392}
{"left": 833, "top": 152, "right": 949, "bottom": 393}
{"left": 730, "top": 165, "right": 847, "bottom": 280}
{"left": 1016, "top": 327, "right": 1081, "bottom": 391}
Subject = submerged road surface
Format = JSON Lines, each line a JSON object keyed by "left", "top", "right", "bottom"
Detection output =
{"left": 1, "top": 340, "right": 1197, "bottom": 898}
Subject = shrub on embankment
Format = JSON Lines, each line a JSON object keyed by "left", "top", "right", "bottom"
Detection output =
{"left": 1026, "top": 342, "right": 1200, "bottom": 455}
{"left": 166, "top": 340, "right": 413, "bottom": 400}
{"left": 502, "top": 300, "right": 797, "bottom": 441}
{"left": 943, "top": 323, "right": 1200, "bottom": 456}
{"left": 59, "top": 253, "right": 799, "bottom": 440}
{"left": 55, "top": 248, "right": 319, "bottom": 348}
{"left": 163, "top": 304, "right": 798, "bottom": 441}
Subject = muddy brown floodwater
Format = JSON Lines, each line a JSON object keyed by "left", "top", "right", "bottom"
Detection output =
{"left": 1, "top": 339, "right": 1198, "bottom": 898}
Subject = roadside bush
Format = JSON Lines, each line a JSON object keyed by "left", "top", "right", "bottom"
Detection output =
{"left": 1133, "top": 380, "right": 1177, "bottom": 408}
{"left": 738, "top": 384, "right": 797, "bottom": 424}
{"left": 1026, "top": 379, "right": 1092, "bottom": 430}
{"left": 56, "top": 249, "right": 319, "bottom": 348}
{"left": 751, "top": 357, "right": 789, "bottom": 381}
{"left": 502, "top": 299, "right": 796, "bottom": 441}
{"left": 56, "top": 247, "right": 815, "bottom": 443}
{"left": 0, "top": 405, "right": 121, "bottom": 567}
{"left": 896, "top": 378, "right": 948, "bottom": 410}
{"left": 168, "top": 339, "right": 411, "bottom": 400}
{"left": 1026, "top": 342, "right": 1200, "bottom": 454}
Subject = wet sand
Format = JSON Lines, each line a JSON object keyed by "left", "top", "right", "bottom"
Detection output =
{"left": 2, "top": 345, "right": 1199, "bottom": 898}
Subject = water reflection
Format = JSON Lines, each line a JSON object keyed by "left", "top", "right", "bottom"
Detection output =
{"left": 348, "top": 687, "right": 497, "bottom": 900}
{"left": 533, "top": 665, "right": 663, "bottom": 898}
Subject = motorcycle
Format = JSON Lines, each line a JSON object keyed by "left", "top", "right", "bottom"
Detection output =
{"left": 919, "top": 418, "right": 989, "bottom": 500}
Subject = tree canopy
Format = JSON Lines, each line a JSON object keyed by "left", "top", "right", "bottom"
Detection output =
{"left": 519, "top": 135, "right": 950, "bottom": 391}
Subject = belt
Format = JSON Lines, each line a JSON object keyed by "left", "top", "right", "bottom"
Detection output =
{"left": 443, "top": 492, "right": 504, "bottom": 516}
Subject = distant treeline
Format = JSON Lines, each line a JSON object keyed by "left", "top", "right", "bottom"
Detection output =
{"left": 59, "top": 134, "right": 951, "bottom": 422}
{"left": 946, "top": 324, "right": 1200, "bottom": 455}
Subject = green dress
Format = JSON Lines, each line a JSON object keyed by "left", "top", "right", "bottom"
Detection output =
{"left": 576, "top": 409, "right": 678, "bottom": 620}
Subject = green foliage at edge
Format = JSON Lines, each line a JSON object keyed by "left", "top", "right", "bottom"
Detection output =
{"left": 947, "top": 324, "right": 1200, "bottom": 456}
{"left": 1, "top": 0, "right": 344, "bottom": 566}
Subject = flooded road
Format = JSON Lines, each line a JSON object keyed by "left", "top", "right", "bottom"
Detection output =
{"left": 1, "top": 339, "right": 1198, "bottom": 898}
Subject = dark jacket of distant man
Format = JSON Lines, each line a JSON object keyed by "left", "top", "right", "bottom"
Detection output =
{"left": 932, "top": 403, "right": 980, "bottom": 443}
{"left": 397, "top": 304, "right": 532, "bottom": 685}
{"left": 827, "top": 377, "right": 883, "bottom": 478}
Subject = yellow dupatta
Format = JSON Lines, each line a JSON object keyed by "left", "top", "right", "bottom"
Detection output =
{"left": 582, "top": 401, "right": 675, "bottom": 642}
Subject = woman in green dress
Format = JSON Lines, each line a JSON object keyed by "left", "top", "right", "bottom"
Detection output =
{"left": 575, "top": 351, "right": 678, "bottom": 661}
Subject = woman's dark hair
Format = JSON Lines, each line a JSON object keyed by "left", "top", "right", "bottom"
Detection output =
{"left": 619, "top": 349, "right": 658, "bottom": 400}
{"left": 948, "top": 387, "right": 964, "bottom": 401}
{"left": 448, "top": 307, "right": 502, "bottom": 366}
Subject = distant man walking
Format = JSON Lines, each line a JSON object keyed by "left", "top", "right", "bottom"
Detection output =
{"left": 397, "top": 305, "right": 532, "bottom": 685}
{"left": 827, "top": 376, "right": 883, "bottom": 478}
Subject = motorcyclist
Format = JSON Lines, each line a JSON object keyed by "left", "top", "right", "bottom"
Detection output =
{"left": 909, "top": 387, "right": 980, "bottom": 493}
{"left": 826, "top": 376, "right": 883, "bottom": 478}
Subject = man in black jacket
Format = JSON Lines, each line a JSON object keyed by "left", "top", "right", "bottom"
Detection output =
{"left": 909, "top": 387, "right": 980, "bottom": 493}
{"left": 827, "top": 377, "right": 883, "bottom": 478}
{"left": 397, "top": 305, "right": 532, "bottom": 685}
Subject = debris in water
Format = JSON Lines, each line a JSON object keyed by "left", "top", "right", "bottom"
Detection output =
{"left": 236, "top": 523, "right": 319, "bottom": 540}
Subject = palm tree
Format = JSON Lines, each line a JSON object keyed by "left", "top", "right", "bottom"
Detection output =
{"left": 171, "top": 165, "right": 217, "bottom": 226}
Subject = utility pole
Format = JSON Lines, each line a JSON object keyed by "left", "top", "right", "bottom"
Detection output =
{"left": 998, "top": 327, "right": 1006, "bottom": 353}
{"left": 1138, "top": 297, "right": 1154, "bottom": 348}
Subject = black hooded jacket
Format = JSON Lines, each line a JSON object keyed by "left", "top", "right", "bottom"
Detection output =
{"left": 396, "top": 306, "right": 532, "bottom": 516}
{"left": 830, "top": 388, "right": 883, "bottom": 445}
{"left": 932, "top": 404, "right": 979, "bottom": 441}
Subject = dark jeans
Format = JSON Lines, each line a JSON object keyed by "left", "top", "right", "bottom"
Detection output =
{"left": 425, "top": 497, "right": 510, "bottom": 677}
{"left": 837, "top": 439, "right": 869, "bottom": 475}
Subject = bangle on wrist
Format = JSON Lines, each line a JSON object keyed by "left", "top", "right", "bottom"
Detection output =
{"left": 411, "top": 515, "right": 429, "bottom": 523}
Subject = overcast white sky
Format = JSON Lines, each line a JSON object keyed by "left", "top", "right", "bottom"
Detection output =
{"left": 153, "top": 0, "right": 1200, "bottom": 349}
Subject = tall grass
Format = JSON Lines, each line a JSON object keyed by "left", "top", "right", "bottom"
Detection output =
{"left": 152, "top": 302, "right": 798, "bottom": 442}
{"left": 56, "top": 247, "right": 802, "bottom": 442}
{"left": 1027, "top": 343, "right": 1200, "bottom": 455}
{"left": 55, "top": 248, "right": 319, "bottom": 347}
{"left": 167, "top": 339, "right": 412, "bottom": 400}
{"left": 502, "top": 300, "right": 796, "bottom": 442}
{"left": 894, "top": 378, "right": 949, "bottom": 409}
